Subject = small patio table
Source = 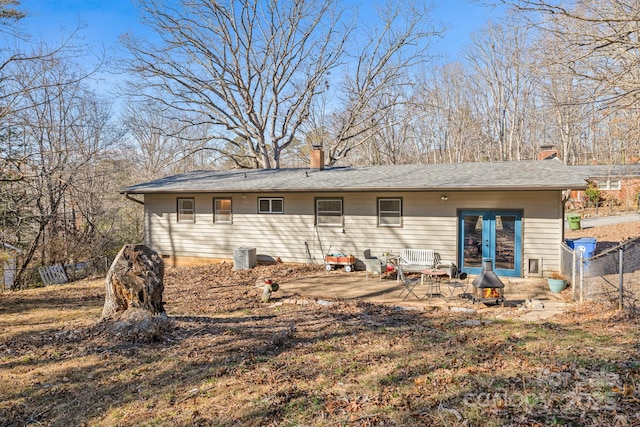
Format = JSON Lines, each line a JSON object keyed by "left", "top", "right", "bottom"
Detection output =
{"left": 420, "top": 268, "right": 448, "bottom": 300}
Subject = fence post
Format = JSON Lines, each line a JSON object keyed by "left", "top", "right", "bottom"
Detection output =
{"left": 572, "top": 248, "right": 577, "bottom": 301}
{"left": 619, "top": 247, "right": 624, "bottom": 310}
{"left": 578, "top": 248, "right": 584, "bottom": 303}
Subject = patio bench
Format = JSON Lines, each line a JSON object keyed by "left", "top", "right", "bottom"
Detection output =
{"left": 398, "top": 249, "right": 440, "bottom": 274}
{"left": 398, "top": 249, "right": 457, "bottom": 285}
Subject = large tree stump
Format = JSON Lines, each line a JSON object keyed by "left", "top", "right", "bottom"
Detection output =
{"left": 102, "top": 244, "right": 165, "bottom": 319}
{"left": 100, "top": 245, "right": 168, "bottom": 342}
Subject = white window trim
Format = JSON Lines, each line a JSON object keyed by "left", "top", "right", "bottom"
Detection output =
{"left": 378, "top": 198, "right": 402, "bottom": 227}
{"left": 316, "top": 198, "right": 343, "bottom": 226}
{"left": 177, "top": 198, "right": 195, "bottom": 223}
{"left": 258, "top": 197, "right": 284, "bottom": 214}
{"left": 214, "top": 198, "right": 232, "bottom": 224}
{"left": 597, "top": 179, "right": 621, "bottom": 190}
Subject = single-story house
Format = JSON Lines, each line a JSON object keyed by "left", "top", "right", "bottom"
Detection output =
{"left": 122, "top": 149, "right": 588, "bottom": 278}
{"left": 566, "top": 164, "right": 640, "bottom": 210}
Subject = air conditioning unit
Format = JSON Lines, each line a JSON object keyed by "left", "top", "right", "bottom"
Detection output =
{"left": 233, "top": 247, "right": 257, "bottom": 270}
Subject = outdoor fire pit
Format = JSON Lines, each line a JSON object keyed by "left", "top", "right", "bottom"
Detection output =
{"left": 472, "top": 259, "right": 505, "bottom": 306}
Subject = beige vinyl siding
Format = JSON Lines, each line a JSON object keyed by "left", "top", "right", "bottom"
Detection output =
{"left": 143, "top": 189, "right": 563, "bottom": 275}
{"left": 145, "top": 193, "right": 316, "bottom": 262}
{"left": 520, "top": 191, "right": 564, "bottom": 274}
{"left": 448, "top": 190, "right": 562, "bottom": 273}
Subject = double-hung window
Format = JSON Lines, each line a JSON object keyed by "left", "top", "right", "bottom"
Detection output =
{"left": 177, "top": 198, "right": 195, "bottom": 223}
{"left": 258, "top": 197, "right": 283, "bottom": 214}
{"left": 316, "top": 198, "right": 343, "bottom": 226}
{"left": 214, "top": 198, "right": 232, "bottom": 223}
{"left": 378, "top": 198, "right": 402, "bottom": 227}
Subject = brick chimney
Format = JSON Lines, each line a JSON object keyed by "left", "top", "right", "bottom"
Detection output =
{"left": 537, "top": 145, "right": 559, "bottom": 160}
{"left": 310, "top": 145, "right": 324, "bottom": 170}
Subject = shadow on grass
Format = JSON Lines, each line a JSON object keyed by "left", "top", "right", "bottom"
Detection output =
{"left": 1, "top": 275, "right": 638, "bottom": 426}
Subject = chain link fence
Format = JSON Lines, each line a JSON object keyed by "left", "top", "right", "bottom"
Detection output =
{"left": 561, "top": 237, "right": 640, "bottom": 311}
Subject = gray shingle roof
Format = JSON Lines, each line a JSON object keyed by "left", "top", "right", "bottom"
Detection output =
{"left": 569, "top": 164, "right": 640, "bottom": 179}
{"left": 123, "top": 159, "right": 588, "bottom": 194}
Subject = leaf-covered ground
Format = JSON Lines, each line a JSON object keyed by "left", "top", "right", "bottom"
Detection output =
{"left": 1, "top": 257, "right": 639, "bottom": 427}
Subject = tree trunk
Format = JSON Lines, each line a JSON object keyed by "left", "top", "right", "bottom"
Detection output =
{"left": 101, "top": 244, "right": 165, "bottom": 320}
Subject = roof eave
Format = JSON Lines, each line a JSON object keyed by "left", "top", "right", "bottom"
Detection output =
{"left": 122, "top": 184, "right": 588, "bottom": 194}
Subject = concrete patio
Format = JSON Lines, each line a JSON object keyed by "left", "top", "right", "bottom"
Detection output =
{"left": 278, "top": 269, "right": 571, "bottom": 320}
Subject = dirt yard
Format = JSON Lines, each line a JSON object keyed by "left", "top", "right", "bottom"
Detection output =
{"left": 0, "top": 216, "right": 640, "bottom": 426}
{"left": 565, "top": 220, "right": 640, "bottom": 242}
{"left": 1, "top": 222, "right": 640, "bottom": 426}
{"left": 565, "top": 218, "right": 640, "bottom": 259}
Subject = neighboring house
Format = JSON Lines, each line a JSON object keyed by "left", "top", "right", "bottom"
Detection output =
{"left": 566, "top": 164, "right": 640, "bottom": 210}
{"left": 123, "top": 149, "right": 587, "bottom": 278}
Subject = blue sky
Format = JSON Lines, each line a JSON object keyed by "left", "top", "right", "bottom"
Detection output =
{"left": 15, "top": 0, "right": 503, "bottom": 101}
{"left": 18, "top": 0, "right": 501, "bottom": 58}
{"left": 19, "top": 0, "right": 139, "bottom": 51}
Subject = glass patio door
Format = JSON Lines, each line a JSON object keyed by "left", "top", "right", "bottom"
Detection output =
{"left": 459, "top": 210, "right": 522, "bottom": 277}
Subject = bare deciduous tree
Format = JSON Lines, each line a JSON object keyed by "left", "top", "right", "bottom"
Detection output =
{"left": 411, "top": 63, "right": 487, "bottom": 163}
{"left": 504, "top": 0, "right": 640, "bottom": 108}
{"left": 530, "top": 30, "right": 596, "bottom": 165}
{"left": 0, "top": 0, "right": 24, "bottom": 27}
{"left": 124, "top": 0, "right": 442, "bottom": 169}
{"left": 124, "top": 0, "right": 349, "bottom": 169}
{"left": 121, "top": 100, "right": 218, "bottom": 180}
{"left": 310, "top": 2, "right": 442, "bottom": 167}
{"left": 464, "top": 19, "right": 538, "bottom": 161}
{"left": 3, "top": 42, "right": 117, "bottom": 288}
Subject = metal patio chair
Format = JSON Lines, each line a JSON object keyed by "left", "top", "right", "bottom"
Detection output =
{"left": 445, "top": 270, "right": 469, "bottom": 301}
{"left": 397, "top": 266, "right": 420, "bottom": 300}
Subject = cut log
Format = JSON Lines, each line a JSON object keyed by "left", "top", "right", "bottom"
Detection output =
{"left": 101, "top": 244, "right": 165, "bottom": 321}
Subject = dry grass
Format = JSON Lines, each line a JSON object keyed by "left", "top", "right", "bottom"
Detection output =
{"left": 565, "top": 216, "right": 640, "bottom": 242}
{"left": 1, "top": 263, "right": 640, "bottom": 426}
